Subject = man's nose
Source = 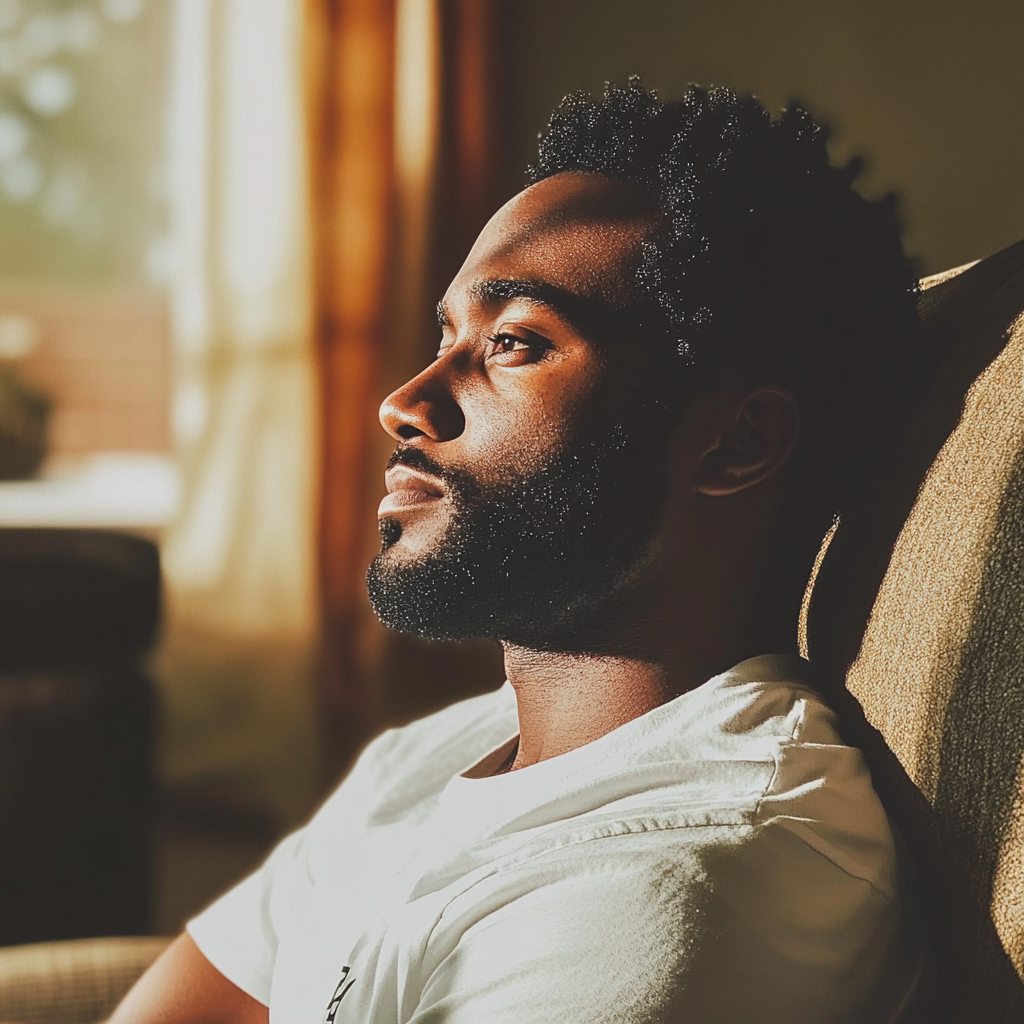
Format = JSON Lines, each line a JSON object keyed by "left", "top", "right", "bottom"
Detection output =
{"left": 379, "top": 361, "right": 466, "bottom": 443}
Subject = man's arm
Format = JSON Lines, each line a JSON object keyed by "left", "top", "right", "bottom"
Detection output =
{"left": 107, "top": 933, "right": 268, "bottom": 1024}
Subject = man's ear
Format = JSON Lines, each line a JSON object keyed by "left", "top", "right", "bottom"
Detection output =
{"left": 694, "top": 387, "right": 800, "bottom": 497}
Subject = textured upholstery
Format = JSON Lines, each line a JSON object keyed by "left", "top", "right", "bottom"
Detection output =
{"left": 805, "top": 238, "right": 1024, "bottom": 1021}
{"left": 0, "top": 936, "right": 169, "bottom": 1023}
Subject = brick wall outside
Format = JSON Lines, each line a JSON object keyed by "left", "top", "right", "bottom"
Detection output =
{"left": 0, "top": 286, "right": 170, "bottom": 458}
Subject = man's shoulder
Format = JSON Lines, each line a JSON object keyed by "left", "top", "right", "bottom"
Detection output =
{"left": 627, "top": 653, "right": 839, "bottom": 775}
{"left": 310, "top": 683, "right": 517, "bottom": 826}
{"left": 694, "top": 653, "right": 827, "bottom": 729}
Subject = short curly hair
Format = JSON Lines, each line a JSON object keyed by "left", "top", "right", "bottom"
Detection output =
{"left": 527, "top": 77, "right": 925, "bottom": 526}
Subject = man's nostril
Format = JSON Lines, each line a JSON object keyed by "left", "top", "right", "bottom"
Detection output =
{"left": 397, "top": 424, "right": 423, "bottom": 440}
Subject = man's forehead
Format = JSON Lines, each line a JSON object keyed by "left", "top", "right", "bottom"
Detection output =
{"left": 448, "top": 172, "right": 659, "bottom": 309}
{"left": 503, "top": 171, "right": 656, "bottom": 229}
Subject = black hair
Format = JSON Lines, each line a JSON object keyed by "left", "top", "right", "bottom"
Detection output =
{"left": 527, "top": 77, "right": 925, "bottom": 533}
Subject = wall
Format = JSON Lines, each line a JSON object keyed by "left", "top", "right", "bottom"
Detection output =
{"left": 507, "top": 0, "right": 1024, "bottom": 275}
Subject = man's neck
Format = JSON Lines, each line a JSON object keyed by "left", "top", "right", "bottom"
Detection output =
{"left": 496, "top": 526, "right": 803, "bottom": 773}
{"left": 498, "top": 588, "right": 756, "bottom": 771}
{"left": 499, "top": 646, "right": 673, "bottom": 771}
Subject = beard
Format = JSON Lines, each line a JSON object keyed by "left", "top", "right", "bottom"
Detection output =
{"left": 365, "top": 406, "right": 673, "bottom": 648}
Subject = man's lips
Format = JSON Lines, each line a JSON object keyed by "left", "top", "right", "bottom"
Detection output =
{"left": 378, "top": 465, "right": 445, "bottom": 515}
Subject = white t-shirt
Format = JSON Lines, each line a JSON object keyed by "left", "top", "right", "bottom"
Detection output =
{"left": 189, "top": 655, "right": 927, "bottom": 1023}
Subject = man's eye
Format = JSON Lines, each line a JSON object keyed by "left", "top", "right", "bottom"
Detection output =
{"left": 485, "top": 332, "right": 549, "bottom": 364}
{"left": 489, "top": 333, "right": 528, "bottom": 353}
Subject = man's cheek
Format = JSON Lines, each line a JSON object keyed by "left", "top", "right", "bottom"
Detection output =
{"left": 453, "top": 440, "right": 561, "bottom": 487}
{"left": 467, "top": 415, "right": 583, "bottom": 483}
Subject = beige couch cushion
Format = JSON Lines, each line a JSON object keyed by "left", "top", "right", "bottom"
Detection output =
{"left": 805, "top": 239, "right": 1024, "bottom": 1020}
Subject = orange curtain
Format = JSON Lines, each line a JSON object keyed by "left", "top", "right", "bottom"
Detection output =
{"left": 306, "top": 0, "right": 395, "bottom": 759}
{"left": 427, "top": 0, "right": 508, "bottom": 314}
{"left": 308, "top": 0, "right": 511, "bottom": 765}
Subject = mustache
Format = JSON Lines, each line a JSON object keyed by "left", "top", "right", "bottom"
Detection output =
{"left": 385, "top": 444, "right": 491, "bottom": 509}
{"left": 385, "top": 445, "right": 452, "bottom": 486}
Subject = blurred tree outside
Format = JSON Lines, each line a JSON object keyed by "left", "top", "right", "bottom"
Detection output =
{"left": 0, "top": 0, "right": 169, "bottom": 289}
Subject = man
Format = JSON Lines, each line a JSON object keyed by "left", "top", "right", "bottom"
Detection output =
{"left": 113, "top": 80, "right": 929, "bottom": 1022}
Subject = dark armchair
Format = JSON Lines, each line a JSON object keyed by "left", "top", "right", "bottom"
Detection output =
{"left": 0, "top": 529, "right": 159, "bottom": 946}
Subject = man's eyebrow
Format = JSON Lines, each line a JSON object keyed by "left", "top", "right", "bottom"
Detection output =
{"left": 467, "top": 278, "right": 622, "bottom": 344}
{"left": 436, "top": 300, "right": 452, "bottom": 328}
{"left": 471, "top": 278, "right": 577, "bottom": 320}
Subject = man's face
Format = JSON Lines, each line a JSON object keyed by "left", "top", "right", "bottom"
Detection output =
{"left": 366, "top": 172, "right": 680, "bottom": 647}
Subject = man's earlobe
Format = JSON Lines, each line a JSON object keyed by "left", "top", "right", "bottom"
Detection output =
{"left": 694, "top": 387, "right": 800, "bottom": 497}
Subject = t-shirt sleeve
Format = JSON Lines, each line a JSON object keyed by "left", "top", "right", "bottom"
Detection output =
{"left": 410, "top": 824, "right": 921, "bottom": 1024}
{"left": 186, "top": 827, "right": 308, "bottom": 1006}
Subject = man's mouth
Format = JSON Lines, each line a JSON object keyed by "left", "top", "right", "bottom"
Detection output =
{"left": 378, "top": 464, "right": 445, "bottom": 515}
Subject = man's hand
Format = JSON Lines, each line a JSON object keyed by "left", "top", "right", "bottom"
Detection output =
{"left": 107, "top": 933, "right": 268, "bottom": 1024}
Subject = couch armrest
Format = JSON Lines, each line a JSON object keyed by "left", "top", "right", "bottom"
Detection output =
{"left": 0, "top": 936, "right": 170, "bottom": 1024}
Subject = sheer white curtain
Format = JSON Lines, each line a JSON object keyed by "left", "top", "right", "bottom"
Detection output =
{"left": 156, "top": 0, "right": 323, "bottom": 826}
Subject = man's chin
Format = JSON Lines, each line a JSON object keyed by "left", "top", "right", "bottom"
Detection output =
{"left": 366, "top": 413, "right": 673, "bottom": 646}
{"left": 366, "top": 547, "right": 559, "bottom": 644}
{"left": 365, "top": 547, "right": 652, "bottom": 650}
{"left": 376, "top": 515, "right": 453, "bottom": 565}
{"left": 365, "top": 550, "right": 484, "bottom": 641}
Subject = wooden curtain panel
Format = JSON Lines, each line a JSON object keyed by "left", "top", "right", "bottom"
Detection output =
{"left": 307, "top": 0, "right": 396, "bottom": 761}
{"left": 428, "top": 0, "right": 508, "bottom": 311}
{"left": 308, "top": 0, "right": 509, "bottom": 766}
